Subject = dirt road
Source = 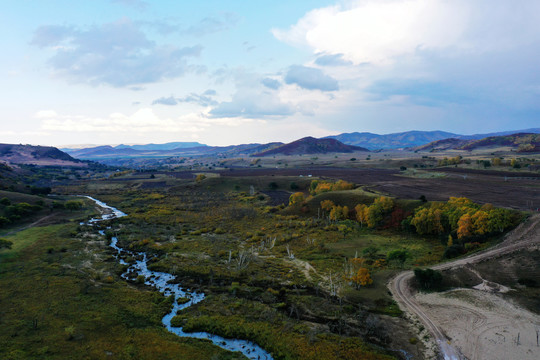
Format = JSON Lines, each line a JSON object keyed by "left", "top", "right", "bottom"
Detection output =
{"left": 389, "top": 214, "right": 540, "bottom": 360}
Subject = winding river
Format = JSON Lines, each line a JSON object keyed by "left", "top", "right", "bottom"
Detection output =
{"left": 84, "top": 196, "right": 273, "bottom": 360}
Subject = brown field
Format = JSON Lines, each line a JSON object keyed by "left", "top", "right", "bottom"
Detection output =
{"left": 149, "top": 166, "right": 540, "bottom": 211}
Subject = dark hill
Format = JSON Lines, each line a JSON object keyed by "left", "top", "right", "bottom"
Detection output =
{"left": 459, "top": 133, "right": 540, "bottom": 152}
{"left": 0, "top": 144, "right": 85, "bottom": 166}
{"left": 410, "top": 138, "right": 470, "bottom": 152}
{"left": 253, "top": 137, "right": 369, "bottom": 157}
{"left": 411, "top": 133, "right": 540, "bottom": 153}
{"left": 326, "top": 130, "right": 458, "bottom": 149}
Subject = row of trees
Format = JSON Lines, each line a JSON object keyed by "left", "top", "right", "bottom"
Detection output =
{"left": 309, "top": 180, "right": 354, "bottom": 196}
{"left": 407, "top": 197, "right": 516, "bottom": 239}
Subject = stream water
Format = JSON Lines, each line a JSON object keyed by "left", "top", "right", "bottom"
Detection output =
{"left": 84, "top": 196, "right": 273, "bottom": 360}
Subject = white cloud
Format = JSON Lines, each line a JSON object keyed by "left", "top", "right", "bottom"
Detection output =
{"left": 273, "top": 0, "right": 540, "bottom": 65}
{"left": 31, "top": 18, "right": 202, "bottom": 87}
{"left": 38, "top": 108, "right": 255, "bottom": 135}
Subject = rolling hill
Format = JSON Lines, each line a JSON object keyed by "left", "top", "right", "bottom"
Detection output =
{"left": 325, "top": 130, "right": 458, "bottom": 150}
{"left": 253, "top": 137, "right": 368, "bottom": 156}
{"left": 0, "top": 144, "right": 85, "bottom": 167}
{"left": 326, "top": 128, "right": 540, "bottom": 150}
{"left": 412, "top": 133, "right": 540, "bottom": 153}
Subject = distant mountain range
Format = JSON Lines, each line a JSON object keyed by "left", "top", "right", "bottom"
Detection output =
{"left": 413, "top": 133, "right": 540, "bottom": 153}
{"left": 325, "top": 128, "right": 540, "bottom": 149}
{"left": 115, "top": 142, "right": 206, "bottom": 151}
{"left": 61, "top": 128, "right": 540, "bottom": 162}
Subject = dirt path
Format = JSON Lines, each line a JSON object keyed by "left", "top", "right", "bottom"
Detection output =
{"left": 389, "top": 214, "right": 540, "bottom": 360}
{"left": 3, "top": 213, "right": 57, "bottom": 236}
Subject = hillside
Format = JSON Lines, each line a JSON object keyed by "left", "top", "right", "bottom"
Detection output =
{"left": 253, "top": 137, "right": 368, "bottom": 156}
{"left": 412, "top": 133, "right": 540, "bottom": 153}
{"left": 66, "top": 142, "right": 285, "bottom": 161}
{"left": 411, "top": 138, "right": 471, "bottom": 152}
{"left": 326, "top": 130, "right": 459, "bottom": 149}
{"left": 0, "top": 144, "right": 85, "bottom": 167}
{"left": 460, "top": 133, "right": 540, "bottom": 152}
{"left": 114, "top": 142, "right": 206, "bottom": 151}
{"left": 327, "top": 128, "right": 540, "bottom": 150}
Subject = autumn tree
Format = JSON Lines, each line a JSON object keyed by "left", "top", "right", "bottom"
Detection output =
{"left": 373, "top": 196, "right": 394, "bottom": 212}
{"left": 289, "top": 192, "right": 305, "bottom": 206}
{"left": 320, "top": 200, "right": 335, "bottom": 213}
{"left": 365, "top": 204, "right": 383, "bottom": 228}
{"left": 329, "top": 205, "right": 344, "bottom": 221}
{"left": 355, "top": 204, "right": 368, "bottom": 227}
{"left": 342, "top": 205, "right": 349, "bottom": 220}
{"left": 351, "top": 267, "right": 373, "bottom": 288}
{"left": 471, "top": 210, "right": 489, "bottom": 235}
{"left": 457, "top": 213, "right": 473, "bottom": 239}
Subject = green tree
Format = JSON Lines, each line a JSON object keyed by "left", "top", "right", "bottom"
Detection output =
{"left": 0, "top": 238, "right": 13, "bottom": 250}
{"left": 414, "top": 268, "right": 443, "bottom": 290}
{"left": 387, "top": 249, "right": 409, "bottom": 268}
{"left": 65, "top": 200, "right": 83, "bottom": 212}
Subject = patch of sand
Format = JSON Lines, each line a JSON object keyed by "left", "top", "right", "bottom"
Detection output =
{"left": 416, "top": 289, "right": 540, "bottom": 360}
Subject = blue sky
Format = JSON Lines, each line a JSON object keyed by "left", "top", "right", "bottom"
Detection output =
{"left": 1, "top": 0, "right": 539, "bottom": 146}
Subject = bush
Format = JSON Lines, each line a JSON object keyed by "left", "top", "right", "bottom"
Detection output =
{"left": 443, "top": 244, "right": 464, "bottom": 259}
{"left": 414, "top": 268, "right": 443, "bottom": 290}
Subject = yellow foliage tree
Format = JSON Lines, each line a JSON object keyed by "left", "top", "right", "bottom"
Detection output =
{"left": 374, "top": 196, "right": 394, "bottom": 212}
{"left": 329, "top": 205, "right": 344, "bottom": 221}
{"left": 457, "top": 213, "right": 473, "bottom": 239}
{"left": 342, "top": 206, "right": 349, "bottom": 219}
{"left": 355, "top": 204, "right": 368, "bottom": 227}
{"left": 351, "top": 268, "right": 373, "bottom": 287}
{"left": 320, "top": 200, "right": 335, "bottom": 212}
{"left": 471, "top": 210, "right": 489, "bottom": 235}
{"left": 289, "top": 192, "right": 305, "bottom": 206}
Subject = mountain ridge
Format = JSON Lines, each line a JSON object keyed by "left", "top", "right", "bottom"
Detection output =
{"left": 0, "top": 143, "right": 86, "bottom": 167}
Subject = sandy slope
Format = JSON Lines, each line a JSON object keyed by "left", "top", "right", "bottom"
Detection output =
{"left": 389, "top": 214, "right": 540, "bottom": 360}
{"left": 416, "top": 289, "right": 540, "bottom": 360}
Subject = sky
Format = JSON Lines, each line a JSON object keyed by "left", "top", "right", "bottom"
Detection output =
{"left": 1, "top": 0, "right": 540, "bottom": 147}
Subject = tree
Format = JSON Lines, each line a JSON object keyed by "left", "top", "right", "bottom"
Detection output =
{"left": 195, "top": 174, "right": 206, "bottom": 182}
{"left": 351, "top": 267, "right": 373, "bottom": 288}
{"left": 0, "top": 216, "right": 10, "bottom": 228}
{"left": 320, "top": 200, "right": 335, "bottom": 213}
{"left": 414, "top": 268, "right": 442, "bottom": 290}
{"left": 362, "top": 246, "right": 379, "bottom": 260}
{"left": 374, "top": 196, "right": 394, "bottom": 212}
{"left": 355, "top": 204, "right": 368, "bottom": 227}
{"left": 366, "top": 203, "right": 384, "bottom": 228}
{"left": 329, "top": 205, "right": 344, "bottom": 221}
{"left": 288, "top": 192, "right": 305, "bottom": 206}
{"left": 0, "top": 238, "right": 12, "bottom": 250}
{"left": 65, "top": 200, "right": 83, "bottom": 212}
{"left": 457, "top": 213, "right": 473, "bottom": 239}
{"left": 342, "top": 205, "right": 349, "bottom": 220}
{"left": 387, "top": 249, "right": 409, "bottom": 268}
{"left": 471, "top": 210, "right": 489, "bottom": 235}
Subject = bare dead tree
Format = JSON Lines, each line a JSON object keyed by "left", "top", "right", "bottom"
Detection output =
{"left": 286, "top": 244, "right": 295, "bottom": 259}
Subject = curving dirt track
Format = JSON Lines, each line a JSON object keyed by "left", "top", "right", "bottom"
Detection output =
{"left": 389, "top": 214, "right": 540, "bottom": 360}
